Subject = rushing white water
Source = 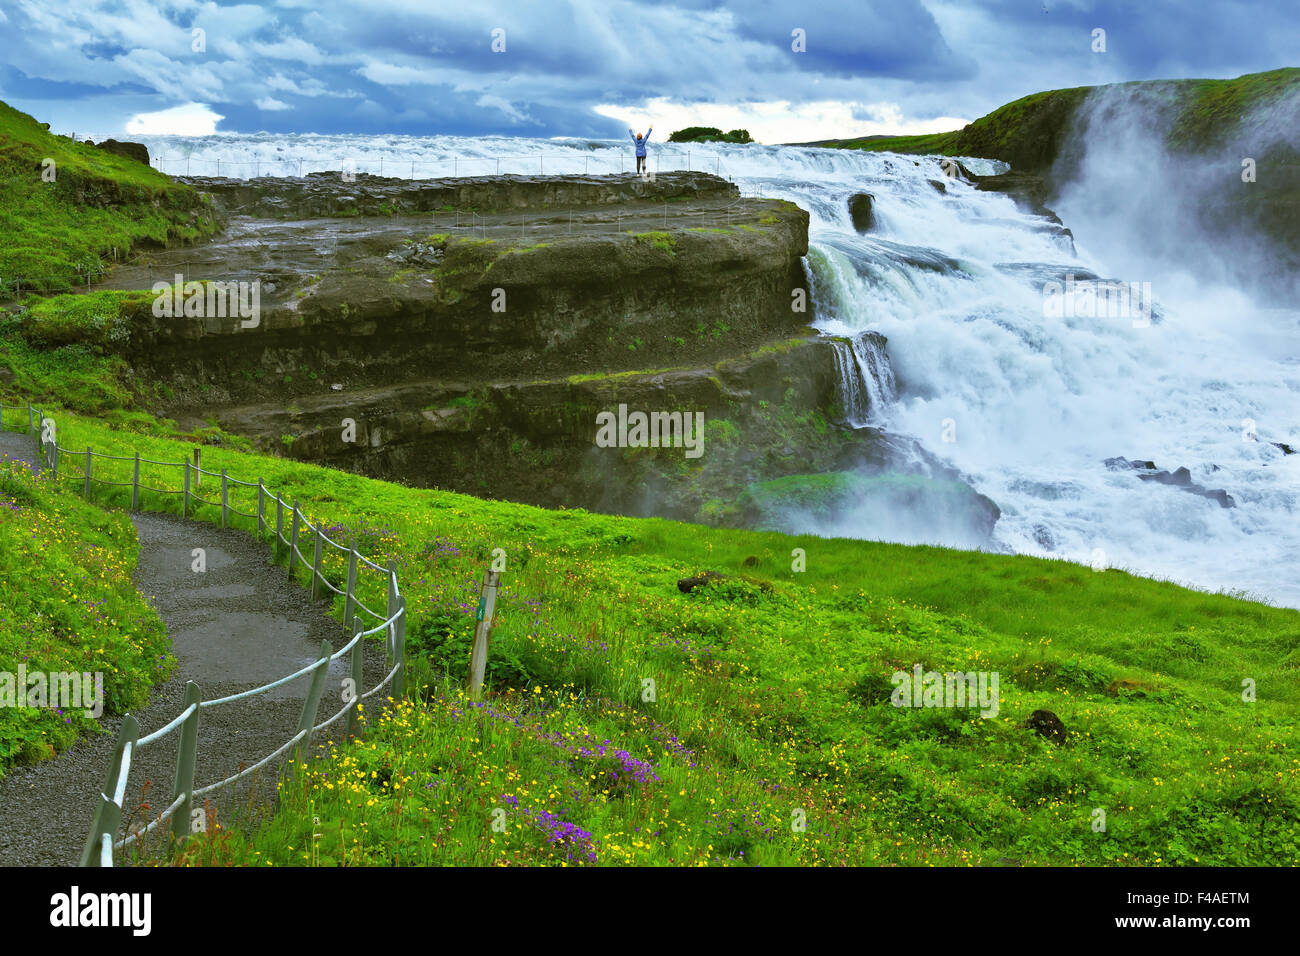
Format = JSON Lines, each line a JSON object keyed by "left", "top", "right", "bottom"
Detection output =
{"left": 128, "top": 128, "right": 1300, "bottom": 607}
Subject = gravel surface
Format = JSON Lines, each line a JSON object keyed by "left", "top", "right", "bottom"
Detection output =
{"left": 0, "top": 432, "right": 391, "bottom": 866}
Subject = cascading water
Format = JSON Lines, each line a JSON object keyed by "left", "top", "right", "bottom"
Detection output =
{"left": 131, "top": 126, "right": 1300, "bottom": 608}
{"left": 829, "top": 333, "right": 897, "bottom": 427}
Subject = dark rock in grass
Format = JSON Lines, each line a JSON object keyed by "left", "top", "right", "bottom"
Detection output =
{"left": 742, "top": 555, "right": 761, "bottom": 568}
{"left": 1024, "top": 709, "right": 1067, "bottom": 744}
{"left": 1106, "top": 678, "right": 1154, "bottom": 697}
{"left": 677, "top": 570, "right": 728, "bottom": 593}
{"left": 93, "top": 139, "right": 151, "bottom": 167}
{"left": 847, "top": 193, "right": 876, "bottom": 232}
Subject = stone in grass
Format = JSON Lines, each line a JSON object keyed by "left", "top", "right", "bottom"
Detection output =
{"left": 1023, "top": 708, "right": 1067, "bottom": 744}
{"left": 677, "top": 570, "right": 728, "bottom": 593}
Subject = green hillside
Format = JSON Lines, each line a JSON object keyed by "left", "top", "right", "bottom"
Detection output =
{"left": 0, "top": 100, "right": 218, "bottom": 295}
{"left": 825, "top": 68, "right": 1299, "bottom": 171}
{"left": 2, "top": 395, "right": 1296, "bottom": 866}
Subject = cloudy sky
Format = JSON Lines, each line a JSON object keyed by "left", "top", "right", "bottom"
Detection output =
{"left": 0, "top": 0, "right": 1295, "bottom": 143}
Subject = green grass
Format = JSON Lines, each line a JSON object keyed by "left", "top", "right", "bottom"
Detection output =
{"left": 0, "top": 423, "right": 172, "bottom": 773}
{"left": 0, "top": 100, "right": 218, "bottom": 293}
{"left": 5, "top": 401, "right": 1295, "bottom": 866}
{"left": 630, "top": 231, "right": 677, "bottom": 254}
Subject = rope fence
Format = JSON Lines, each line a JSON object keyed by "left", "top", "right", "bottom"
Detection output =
{"left": 0, "top": 398, "right": 408, "bottom": 868}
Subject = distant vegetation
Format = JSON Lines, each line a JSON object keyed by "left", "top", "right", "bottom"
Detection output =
{"left": 668, "top": 127, "right": 753, "bottom": 144}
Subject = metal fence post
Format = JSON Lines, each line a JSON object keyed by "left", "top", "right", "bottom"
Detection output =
{"left": 131, "top": 452, "right": 140, "bottom": 511}
{"left": 288, "top": 501, "right": 301, "bottom": 579}
{"left": 293, "top": 639, "right": 332, "bottom": 765}
{"left": 347, "top": 622, "right": 365, "bottom": 735}
{"left": 310, "top": 524, "right": 323, "bottom": 600}
{"left": 275, "top": 495, "right": 284, "bottom": 560}
{"left": 170, "top": 682, "right": 201, "bottom": 844}
{"left": 343, "top": 534, "right": 358, "bottom": 633}
{"left": 182, "top": 459, "right": 190, "bottom": 518}
{"left": 28, "top": 402, "right": 34, "bottom": 436}
{"left": 84, "top": 447, "right": 92, "bottom": 498}
{"left": 220, "top": 468, "right": 229, "bottom": 527}
{"left": 257, "top": 479, "right": 265, "bottom": 534}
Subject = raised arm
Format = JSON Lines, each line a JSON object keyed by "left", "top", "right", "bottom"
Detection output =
{"left": 644, "top": 127, "right": 653, "bottom": 142}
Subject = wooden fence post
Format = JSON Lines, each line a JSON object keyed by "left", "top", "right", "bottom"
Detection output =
{"left": 343, "top": 534, "right": 358, "bottom": 634}
{"left": 394, "top": 594, "right": 407, "bottom": 699}
{"left": 293, "top": 639, "right": 332, "bottom": 764}
{"left": 288, "top": 501, "right": 301, "bottom": 579}
{"left": 468, "top": 569, "right": 501, "bottom": 700}
{"left": 220, "top": 469, "right": 229, "bottom": 528}
{"left": 77, "top": 715, "right": 140, "bottom": 867}
{"left": 310, "top": 525, "right": 323, "bottom": 600}
{"left": 170, "top": 682, "right": 201, "bottom": 844}
{"left": 275, "top": 495, "right": 284, "bottom": 560}
{"left": 347, "top": 622, "right": 365, "bottom": 735}
{"left": 84, "top": 446, "right": 92, "bottom": 499}
{"left": 194, "top": 448, "right": 201, "bottom": 487}
{"left": 131, "top": 453, "right": 140, "bottom": 511}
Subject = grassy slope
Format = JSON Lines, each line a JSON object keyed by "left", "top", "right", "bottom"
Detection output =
{"left": 825, "top": 68, "right": 1299, "bottom": 170}
{"left": 4, "top": 401, "right": 1293, "bottom": 866}
{"left": 2, "top": 95, "right": 1296, "bottom": 862}
{"left": 0, "top": 100, "right": 217, "bottom": 293}
{"left": 0, "top": 423, "right": 172, "bottom": 772}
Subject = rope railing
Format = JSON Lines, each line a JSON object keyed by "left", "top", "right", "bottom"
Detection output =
{"left": 0, "top": 398, "right": 408, "bottom": 868}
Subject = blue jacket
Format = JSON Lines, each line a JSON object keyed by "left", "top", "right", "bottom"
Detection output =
{"left": 630, "top": 128, "right": 652, "bottom": 156}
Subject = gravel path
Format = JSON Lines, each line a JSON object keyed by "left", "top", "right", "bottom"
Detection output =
{"left": 0, "top": 431, "right": 391, "bottom": 865}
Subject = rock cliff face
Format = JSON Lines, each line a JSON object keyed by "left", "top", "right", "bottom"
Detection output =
{"left": 98, "top": 172, "right": 879, "bottom": 520}
{"left": 213, "top": 332, "right": 854, "bottom": 516}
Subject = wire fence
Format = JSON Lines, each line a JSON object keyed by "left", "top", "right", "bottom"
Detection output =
{"left": 0, "top": 398, "right": 409, "bottom": 867}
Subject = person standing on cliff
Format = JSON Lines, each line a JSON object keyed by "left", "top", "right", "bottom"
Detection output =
{"left": 629, "top": 126, "right": 652, "bottom": 175}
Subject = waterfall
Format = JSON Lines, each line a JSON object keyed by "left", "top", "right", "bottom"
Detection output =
{"left": 831, "top": 333, "right": 896, "bottom": 427}
{"left": 156, "top": 130, "right": 1300, "bottom": 607}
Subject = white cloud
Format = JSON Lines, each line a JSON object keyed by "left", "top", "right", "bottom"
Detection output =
{"left": 356, "top": 61, "right": 437, "bottom": 85}
{"left": 256, "top": 97, "right": 291, "bottom": 111}
{"left": 594, "top": 98, "right": 968, "bottom": 144}
{"left": 475, "top": 94, "right": 533, "bottom": 125}
{"left": 250, "top": 37, "right": 325, "bottom": 64}
{"left": 126, "top": 102, "right": 225, "bottom": 135}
